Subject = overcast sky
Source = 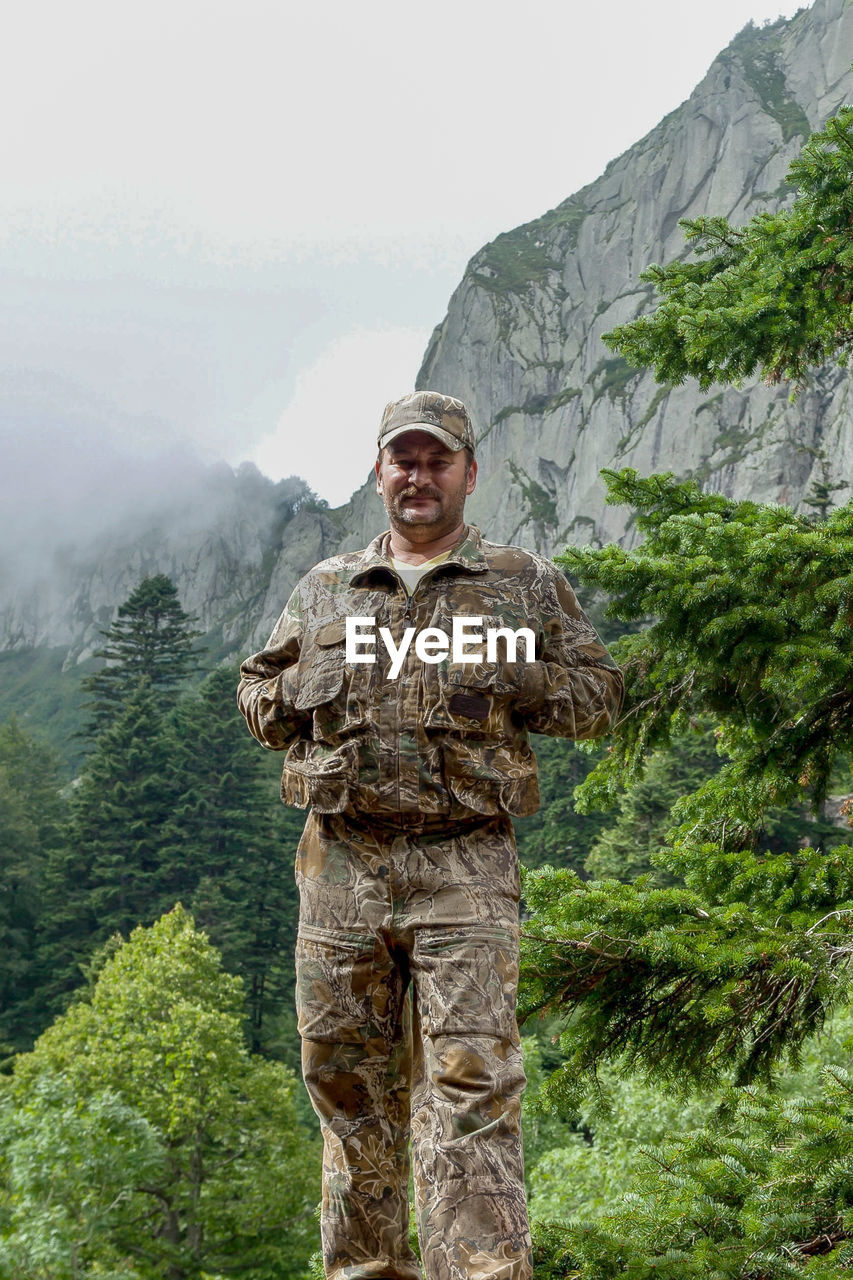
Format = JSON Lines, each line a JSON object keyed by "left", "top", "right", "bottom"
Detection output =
{"left": 1, "top": 0, "right": 807, "bottom": 534}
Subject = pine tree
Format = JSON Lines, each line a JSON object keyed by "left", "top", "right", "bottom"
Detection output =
{"left": 604, "top": 106, "right": 853, "bottom": 389}
{"left": 583, "top": 721, "right": 722, "bottom": 884}
{"left": 166, "top": 665, "right": 303, "bottom": 1055}
{"left": 40, "top": 682, "right": 181, "bottom": 1014}
{"left": 522, "top": 472, "right": 853, "bottom": 1276}
{"left": 514, "top": 737, "right": 610, "bottom": 875}
{"left": 522, "top": 101, "right": 853, "bottom": 1277}
{"left": 32, "top": 576, "right": 203, "bottom": 1024}
{"left": 521, "top": 470, "right": 853, "bottom": 1090}
{"left": 81, "top": 572, "right": 200, "bottom": 733}
{"left": 582, "top": 720, "right": 843, "bottom": 885}
{"left": 0, "top": 719, "right": 66, "bottom": 1055}
{"left": 35, "top": 656, "right": 304, "bottom": 1057}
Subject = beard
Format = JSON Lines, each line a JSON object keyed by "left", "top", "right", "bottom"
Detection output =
{"left": 384, "top": 482, "right": 467, "bottom": 535}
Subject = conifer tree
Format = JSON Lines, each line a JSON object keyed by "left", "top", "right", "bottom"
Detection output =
{"left": 81, "top": 572, "right": 200, "bottom": 732}
{"left": 33, "top": 576, "right": 201, "bottom": 1024}
{"left": 0, "top": 719, "right": 66, "bottom": 1054}
{"left": 514, "top": 737, "right": 610, "bottom": 875}
{"left": 37, "top": 661, "right": 304, "bottom": 1056}
{"left": 522, "top": 100, "right": 853, "bottom": 1276}
{"left": 40, "top": 682, "right": 181, "bottom": 1014}
{"left": 166, "top": 665, "right": 302, "bottom": 1054}
{"left": 604, "top": 106, "right": 853, "bottom": 388}
{"left": 582, "top": 721, "right": 722, "bottom": 884}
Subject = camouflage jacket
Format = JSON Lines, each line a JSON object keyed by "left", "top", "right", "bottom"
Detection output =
{"left": 237, "top": 525, "right": 623, "bottom": 819}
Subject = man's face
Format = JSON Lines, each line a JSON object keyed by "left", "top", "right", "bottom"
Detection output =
{"left": 375, "top": 431, "right": 477, "bottom": 539}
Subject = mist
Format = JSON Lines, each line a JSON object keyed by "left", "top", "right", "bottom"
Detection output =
{"left": 0, "top": 0, "right": 808, "bottom": 604}
{"left": 1, "top": 386, "right": 208, "bottom": 587}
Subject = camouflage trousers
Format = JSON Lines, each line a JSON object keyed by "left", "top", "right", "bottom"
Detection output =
{"left": 295, "top": 810, "right": 532, "bottom": 1280}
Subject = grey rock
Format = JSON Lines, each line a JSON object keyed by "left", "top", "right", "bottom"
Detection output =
{"left": 413, "top": 0, "right": 853, "bottom": 557}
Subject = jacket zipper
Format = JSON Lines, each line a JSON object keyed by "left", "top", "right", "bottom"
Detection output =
{"left": 395, "top": 575, "right": 430, "bottom": 808}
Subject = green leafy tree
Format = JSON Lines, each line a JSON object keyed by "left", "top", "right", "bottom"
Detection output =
{"left": 527, "top": 1065, "right": 716, "bottom": 1226}
{"left": 0, "top": 1074, "right": 163, "bottom": 1279}
{"left": 81, "top": 573, "right": 200, "bottom": 733}
{"left": 1, "top": 907, "right": 319, "bottom": 1279}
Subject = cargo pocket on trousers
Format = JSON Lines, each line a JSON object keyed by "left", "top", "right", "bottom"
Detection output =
{"left": 413, "top": 924, "right": 520, "bottom": 1042}
{"left": 295, "top": 924, "right": 393, "bottom": 1043}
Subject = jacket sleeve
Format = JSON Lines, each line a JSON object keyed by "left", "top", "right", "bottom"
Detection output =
{"left": 514, "top": 569, "right": 624, "bottom": 739}
{"left": 237, "top": 586, "right": 309, "bottom": 750}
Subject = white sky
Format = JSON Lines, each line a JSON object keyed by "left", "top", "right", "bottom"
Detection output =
{"left": 0, "top": 0, "right": 807, "bottom": 515}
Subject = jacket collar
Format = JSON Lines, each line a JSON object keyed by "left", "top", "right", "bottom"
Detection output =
{"left": 349, "top": 525, "right": 489, "bottom": 585}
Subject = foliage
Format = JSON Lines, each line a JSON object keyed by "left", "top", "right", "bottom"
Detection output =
{"left": 531, "top": 1062, "right": 853, "bottom": 1279}
{"left": 526, "top": 1004, "right": 853, "bottom": 1227}
{"left": 1, "top": 907, "right": 319, "bottom": 1279}
{"left": 516, "top": 470, "right": 853, "bottom": 1099}
{"left": 583, "top": 721, "right": 721, "bottom": 883}
{"left": 39, "top": 682, "right": 181, "bottom": 1014}
{"left": 584, "top": 719, "right": 842, "bottom": 884}
{"left": 527, "top": 1065, "right": 717, "bottom": 1225}
{"left": 515, "top": 737, "right": 610, "bottom": 875}
{"left": 25, "top": 579, "right": 302, "bottom": 1057}
{"left": 604, "top": 107, "right": 853, "bottom": 389}
{"left": 561, "top": 469, "right": 853, "bottom": 826}
{"left": 0, "top": 648, "right": 89, "bottom": 773}
{"left": 81, "top": 573, "right": 201, "bottom": 734}
{"left": 520, "top": 841, "right": 853, "bottom": 1108}
{"left": 523, "top": 100, "right": 853, "bottom": 1276}
{"left": 0, "top": 1074, "right": 163, "bottom": 1279}
{"left": 521, "top": 1035, "right": 581, "bottom": 1191}
{"left": 168, "top": 665, "right": 302, "bottom": 1055}
{"left": 0, "top": 720, "right": 66, "bottom": 1056}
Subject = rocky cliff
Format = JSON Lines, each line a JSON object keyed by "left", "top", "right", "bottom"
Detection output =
{"left": 3, "top": 0, "right": 852, "bottom": 664}
{"left": 394, "top": 0, "right": 853, "bottom": 554}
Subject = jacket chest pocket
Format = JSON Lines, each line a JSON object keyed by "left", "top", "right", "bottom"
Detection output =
{"left": 295, "top": 619, "right": 371, "bottom": 741}
{"left": 421, "top": 611, "right": 534, "bottom": 734}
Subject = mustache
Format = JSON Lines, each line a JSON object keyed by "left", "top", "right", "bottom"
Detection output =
{"left": 399, "top": 486, "right": 442, "bottom": 501}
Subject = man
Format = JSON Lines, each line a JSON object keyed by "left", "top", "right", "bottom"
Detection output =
{"left": 238, "top": 390, "right": 623, "bottom": 1280}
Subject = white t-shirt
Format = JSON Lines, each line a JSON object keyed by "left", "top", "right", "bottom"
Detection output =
{"left": 391, "top": 549, "right": 452, "bottom": 596}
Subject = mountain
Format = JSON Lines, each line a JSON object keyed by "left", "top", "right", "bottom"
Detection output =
{"left": 3, "top": 0, "right": 852, "bottom": 670}
{"left": 407, "top": 0, "right": 853, "bottom": 554}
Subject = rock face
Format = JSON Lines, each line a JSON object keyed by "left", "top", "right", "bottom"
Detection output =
{"left": 0, "top": 466, "right": 343, "bottom": 659}
{"left": 408, "top": 0, "right": 853, "bottom": 554}
{"left": 3, "top": 0, "right": 852, "bottom": 663}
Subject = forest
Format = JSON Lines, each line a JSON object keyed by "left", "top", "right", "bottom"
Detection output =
{"left": 1, "top": 107, "right": 852, "bottom": 1278}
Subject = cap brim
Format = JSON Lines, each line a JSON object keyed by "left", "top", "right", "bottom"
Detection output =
{"left": 378, "top": 422, "right": 466, "bottom": 452}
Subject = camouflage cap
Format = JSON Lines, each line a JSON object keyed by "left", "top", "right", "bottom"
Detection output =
{"left": 378, "top": 390, "right": 476, "bottom": 454}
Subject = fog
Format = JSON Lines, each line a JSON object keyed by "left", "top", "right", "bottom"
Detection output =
{"left": 0, "top": 382, "right": 210, "bottom": 587}
{"left": 0, "top": 244, "right": 449, "bottom": 586}
{"left": 0, "top": 0, "right": 807, "bottom": 595}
